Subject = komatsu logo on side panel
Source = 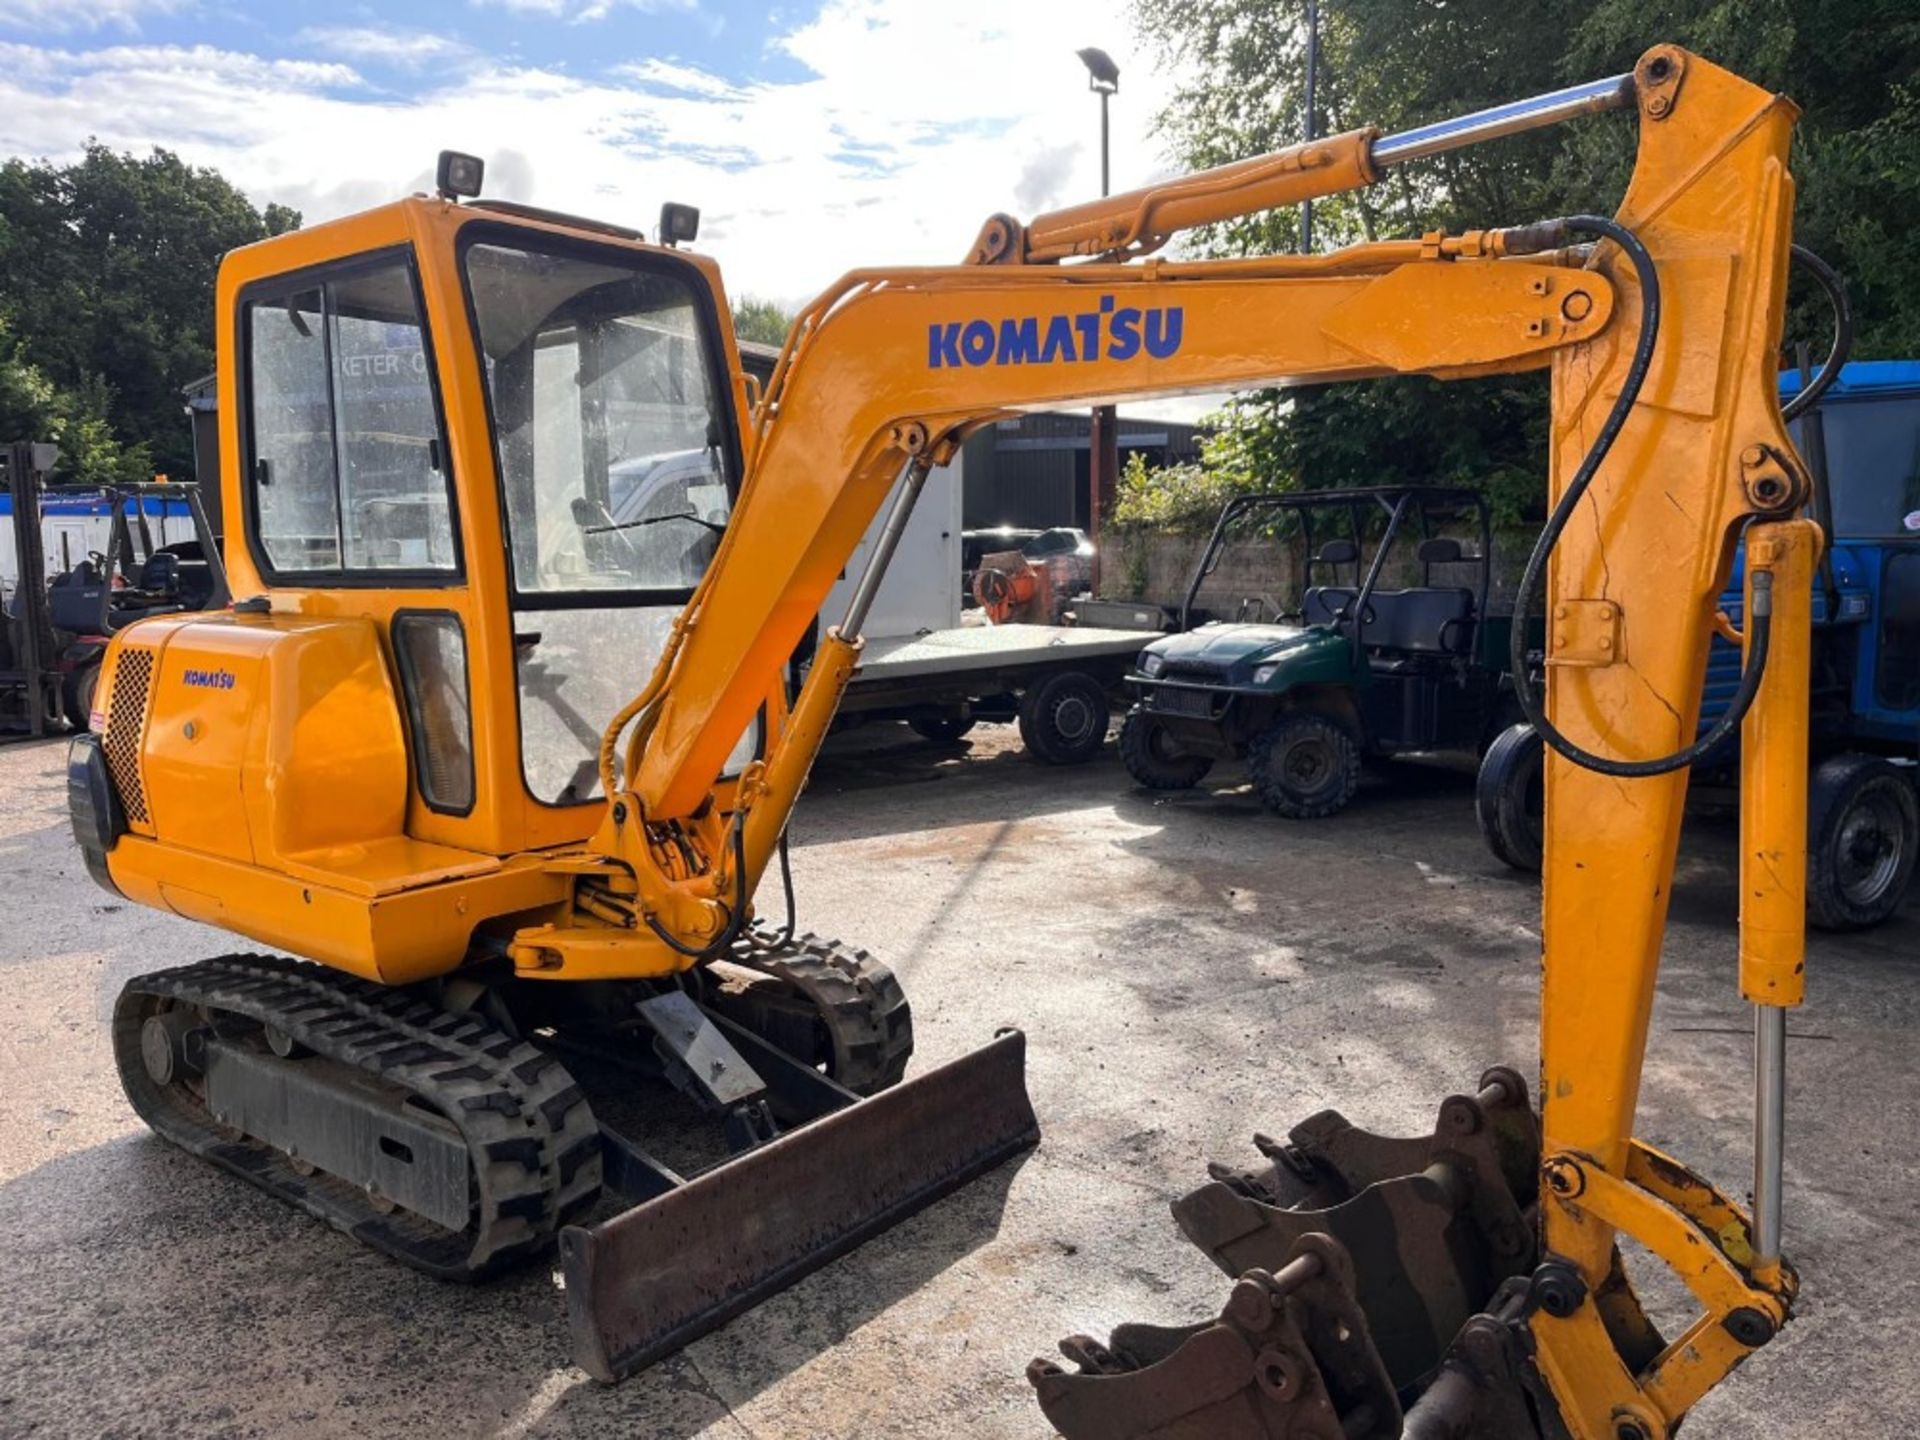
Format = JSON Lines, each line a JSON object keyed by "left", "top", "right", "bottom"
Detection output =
{"left": 928, "top": 296, "right": 1184, "bottom": 368}
{"left": 182, "top": 667, "right": 236, "bottom": 691}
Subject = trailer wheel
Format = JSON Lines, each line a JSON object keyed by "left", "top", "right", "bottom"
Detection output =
{"left": 1018, "top": 670, "right": 1111, "bottom": 765}
{"left": 910, "top": 714, "right": 976, "bottom": 743}
{"left": 1119, "top": 706, "right": 1212, "bottom": 790}
{"left": 1476, "top": 723, "right": 1544, "bottom": 872}
{"left": 1249, "top": 713, "right": 1360, "bottom": 818}
{"left": 62, "top": 658, "right": 101, "bottom": 733}
{"left": 1808, "top": 753, "right": 1918, "bottom": 931}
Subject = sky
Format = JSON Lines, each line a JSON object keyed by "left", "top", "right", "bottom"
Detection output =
{"left": 0, "top": 0, "right": 1186, "bottom": 313}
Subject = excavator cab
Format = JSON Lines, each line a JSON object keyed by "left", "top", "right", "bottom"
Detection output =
{"left": 70, "top": 169, "right": 1038, "bottom": 1380}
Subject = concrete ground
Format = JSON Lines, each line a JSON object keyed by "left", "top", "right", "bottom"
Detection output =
{"left": 0, "top": 724, "right": 1914, "bottom": 1439}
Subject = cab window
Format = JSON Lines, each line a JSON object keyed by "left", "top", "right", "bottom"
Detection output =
{"left": 462, "top": 232, "right": 747, "bottom": 805}
{"left": 243, "top": 253, "right": 459, "bottom": 578}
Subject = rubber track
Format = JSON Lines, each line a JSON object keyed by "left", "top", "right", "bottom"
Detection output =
{"left": 113, "top": 954, "right": 602, "bottom": 1281}
{"left": 729, "top": 926, "right": 913, "bottom": 1094}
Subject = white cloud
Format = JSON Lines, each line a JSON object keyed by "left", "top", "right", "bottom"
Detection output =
{"left": 297, "top": 25, "right": 474, "bottom": 73}
{"left": 0, "top": 0, "right": 183, "bottom": 32}
{"left": 0, "top": 1, "right": 1180, "bottom": 311}
{"left": 469, "top": 0, "right": 694, "bottom": 21}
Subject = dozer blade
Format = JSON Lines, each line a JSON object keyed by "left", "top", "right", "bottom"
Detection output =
{"left": 563, "top": 1027, "right": 1038, "bottom": 1381}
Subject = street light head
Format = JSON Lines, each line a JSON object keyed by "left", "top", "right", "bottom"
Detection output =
{"left": 1077, "top": 46, "right": 1120, "bottom": 94}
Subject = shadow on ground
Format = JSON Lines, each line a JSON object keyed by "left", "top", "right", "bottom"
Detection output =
{"left": 0, "top": 1126, "right": 1029, "bottom": 1438}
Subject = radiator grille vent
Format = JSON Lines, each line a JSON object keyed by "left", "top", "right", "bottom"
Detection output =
{"left": 103, "top": 649, "right": 153, "bottom": 825}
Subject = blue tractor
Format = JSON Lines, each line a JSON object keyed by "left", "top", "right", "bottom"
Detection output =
{"left": 1478, "top": 360, "right": 1920, "bottom": 929}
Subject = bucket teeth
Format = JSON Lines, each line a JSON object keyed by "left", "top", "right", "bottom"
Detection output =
{"left": 1171, "top": 1074, "right": 1541, "bottom": 1394}
{"left": 1030, "top": 1235, "right": 1402, "bottom": 1440}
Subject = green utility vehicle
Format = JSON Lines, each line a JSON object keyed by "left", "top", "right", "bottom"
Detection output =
{"left": 1119, "top": 486, "right": 1521, "bottom": 817}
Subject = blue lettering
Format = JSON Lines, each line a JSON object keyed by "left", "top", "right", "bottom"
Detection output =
{"left": 927, "top": 305, "right": 1185, "bottom": 366}
{"left": 1145, "top": 306, "right": 1185, "bottom": 359}
{"left": 1073, "top": 312, "right": 1101, "bottom": 360}
{"left": 997, "top": 317, "right": 1039, "bottom": 364}
{"left": 961, "top": 320, "right": 995, "bottom": 365}
{"left": 1039, "top": 314, "right": 1076, "bottom": 364}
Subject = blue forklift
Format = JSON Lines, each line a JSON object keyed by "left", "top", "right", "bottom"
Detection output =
{"left": 1478, "top": 360, "right": 1920, "bottom": 929}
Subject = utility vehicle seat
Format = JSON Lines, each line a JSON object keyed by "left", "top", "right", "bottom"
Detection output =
{"left": 1302, "top": 584, "right": 1476, "bottom": 653}
{"left": 1365, "top": 587, "right": 1477, "bottom": 654}
{"left": 1303, "top": 585, "right": 1359, "bottom": 628}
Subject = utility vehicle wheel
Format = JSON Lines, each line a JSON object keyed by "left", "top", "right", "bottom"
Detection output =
{"left": 62, "top": 658, "right": 101, "bottom": 732}
{"left": 1479, "top": 695, "right": 1528, "bottom": 758}
{"left": 1119, "top": 706, "right": 1212, "bottom": 790}
{"left": 1249, "top": 713, "right": 1360, "bottom": 819}
{"left": 1018, "top": 670, "right": 1110, "bottom": 765}
{"left": 910, "top": 714, "right": 976, "bottom": 743}
{"left": 1476, "top": 723, "right": 1544, "bottom": 872}
{"left": 1807, "top": 753, "right": 1919, "bottom": 931}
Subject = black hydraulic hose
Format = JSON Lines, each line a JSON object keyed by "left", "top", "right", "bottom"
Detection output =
{"left": 771, "top": 826, "right": 797, "bottom": 947}
{"left": 1780, "top": 243, "right": 1853, "bottom": 423}
{"left": 1509, "top": 214, "right": 1773, "bottom": 779}
{"left": 644, "top": 816, "right": 750, "bottom": 960}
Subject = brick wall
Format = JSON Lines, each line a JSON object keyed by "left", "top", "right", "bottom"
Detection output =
{"left": 1098, "top": 527, "right": 1536, "bottom": 615}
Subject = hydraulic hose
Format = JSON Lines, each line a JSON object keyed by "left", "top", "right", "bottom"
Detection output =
{"left": 1508, "top": 214, "right": 1773, "bottom": 779}
{"left": 1780, "top": 243, "right": 1852, "bottom": 423}
{"left": 644, "top": 813, "right": 750, "bottom": 960}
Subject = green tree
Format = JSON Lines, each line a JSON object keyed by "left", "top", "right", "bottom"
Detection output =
{"left": 1130, "top": 0, "right": 1920, "bottom": 522}
{"left": 0, "top": 143, "right": 300, "bottom": 480}
{"left": 731, "top": 296, "right": 794, "bottom": 347}
{"left": 0, "top": 317, "right": 150, "bottom": 486}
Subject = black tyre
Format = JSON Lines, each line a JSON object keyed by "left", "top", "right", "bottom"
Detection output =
{"left": 1118, "top": 706, "right": 1212, "bottom": 789}
{"left": 1017, "top": 670, "right": 1112, "bottom": 765}
{"left": 1807, "top": 753, "right": 1919, "bottom": 931}
{"left": 1476, "top": 723, "right": 1544, "bottom": 872}
{"left": 1249, "top": 713, "right": 1360, "bottom": 819}
{"left": 910, "top": 714, "right": 976, "bottom": 743}
{"left": 62, "top": 658, "right": 101, "bottom": 732}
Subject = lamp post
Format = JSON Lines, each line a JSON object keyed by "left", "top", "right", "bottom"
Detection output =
{"left": 1300, "top": 0, "right": 1320, "bottom": 251}
{"left": 1078, "top": 46, "right": 1120, "bottom": 591}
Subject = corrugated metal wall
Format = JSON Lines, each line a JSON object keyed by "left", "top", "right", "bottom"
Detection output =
{"left": 961, "top": 412, "right": 1200, "bottom": 530}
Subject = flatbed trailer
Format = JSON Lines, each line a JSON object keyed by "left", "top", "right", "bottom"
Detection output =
{"left": 836, "top": 616, "right": 1160, "bottom": 762}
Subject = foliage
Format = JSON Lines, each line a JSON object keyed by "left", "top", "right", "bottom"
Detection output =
{"left": 1113, "top": 448, "right": 1239, "bottom": 532}
{"left": 0, "top": 143, "right": 300, "bottom": 480}
{"left": 0, "top": 317, "right": 150, "bottom": 486}
{"left": 1130, "top": 0, "right": 1920, "bottom": 521}
{"left": 731, "top": 296, "right": 794, "bottom": 347}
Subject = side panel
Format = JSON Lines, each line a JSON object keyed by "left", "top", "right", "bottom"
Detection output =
{"left": 822, "top": 452, "right": 964, "bottom": 645}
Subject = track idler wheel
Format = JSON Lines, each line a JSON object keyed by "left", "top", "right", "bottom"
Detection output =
{"left": 1172, "top": 1068, "right": 1541, "bottom": 1394}
{"left": 1029, "top": 1234, "right": 1401, "bottom": 1440}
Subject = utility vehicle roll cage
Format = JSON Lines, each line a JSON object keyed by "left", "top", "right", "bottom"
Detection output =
{"left": 1180, "top": 484, "right": 1492, "bottom": 665}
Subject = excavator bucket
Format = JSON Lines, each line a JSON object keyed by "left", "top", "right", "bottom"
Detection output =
{"left": 565, "top": 1026, "right": 1038, "bottom": 1381}
{"left": 1032, "top": 1069, "right": 1545, "bottom": 1437}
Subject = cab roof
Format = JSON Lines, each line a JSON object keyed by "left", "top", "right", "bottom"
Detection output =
{"left": 1779, "top": 360, "right": 1920, "bottom": 401}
